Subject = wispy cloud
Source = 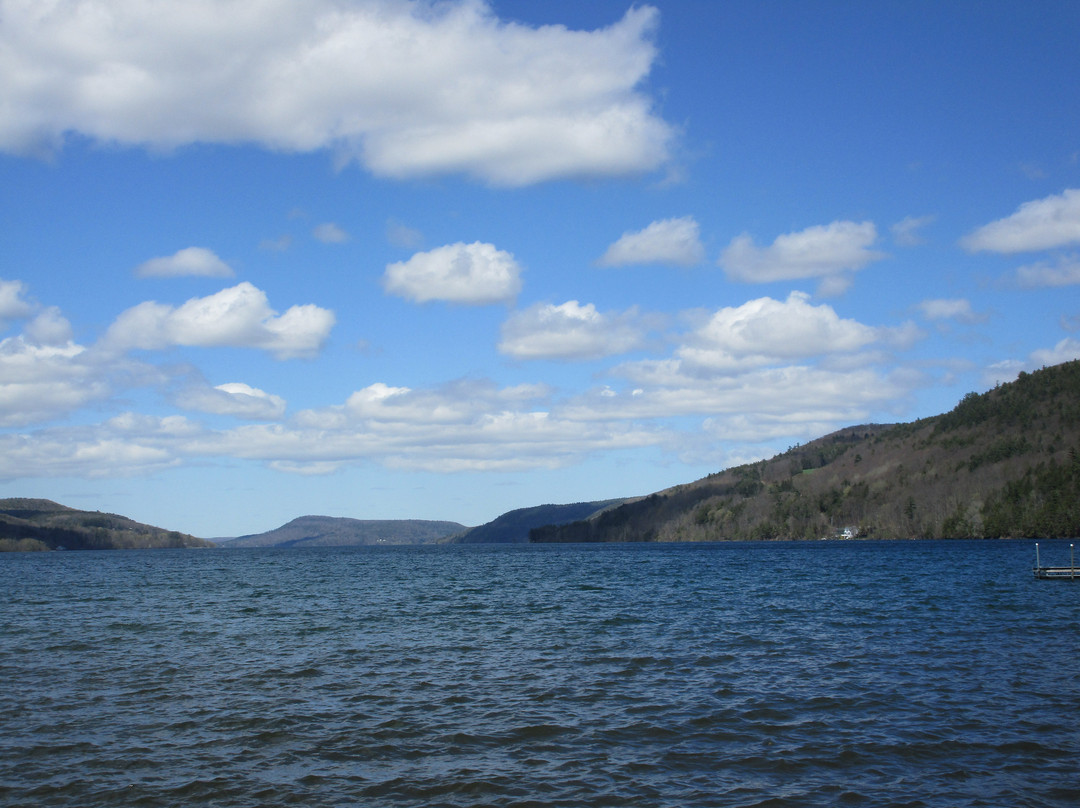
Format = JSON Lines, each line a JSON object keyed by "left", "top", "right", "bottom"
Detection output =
{"left": 1015, "top": 254, "right": 1080, "bottom": 287}
{"left": 313, "top": 223, "right": 349, "bottom": 244}
{"left": 499, "top": 301, "right": 651, "bottom": 360}
{"left": 387, "top": 220, "right": 424, "bottom": 249}
{"left": 719, "top": 221, "right": 884, "bottom": 294}
{"left": 175, "top": 382, "right": 287, "bottom": 420}
{"left": 134, "top": 247, "right": 234, "bottom": 279}
{"left": 960, "top": 188, "right": 1080, "bottom": 253}
{"left": 259, "top": 235, "right": 293, "bottom": 252}
{"left": 597, "top": 216, "right": 705, "bottom": 267}
{"left": 916, "top": 298, "right": 985, "bottom": 324}
{"left": 891, "top": 214, "right": 935, "bottom": 246}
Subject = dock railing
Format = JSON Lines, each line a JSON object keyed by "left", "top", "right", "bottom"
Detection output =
{"left": 1034, "top": 542, "right": 1078, "bottom": 580}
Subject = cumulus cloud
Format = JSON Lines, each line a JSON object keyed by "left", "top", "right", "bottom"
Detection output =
{"left": 675, "top": 292, "right": 880, "bottom": 371}
{"left": 135, "top": 247, "right": 233, "bottom": 278}
{"left": 313, "top": 223, "right": 349, "bottom": 244}
{"left": 383, "top": 242, "right": 522, "bottom": 304}
{"left": 0, "top": 0, "right": 673, "bottom": 185}
{"left": 102, "top": 282, "right": 335, "bottom": 359}
{"left": 21, "top": 307, "right": 74, "bottom": 346}
{"left": 0, "top": 279, "right": 34, "bottom": 325}
{"left": 499, "top": 301, "right": 649, "bottom": 360}
{"left": 960, "top": 188, "right": 1080, "bottom": 253}
{"left": 719, "top": 221, "right": 883, "bottom": 293}
{"left": 917, "top": 298, "right": 985, "bottom": 324}
{"left": 1015, "top": 254, "right": 1080, "bottom": 287}
{"left": 597, "top": 216, "right": 705, "bottom": 267}
{"left": 176, "top": 382, "right": 287, "bottom": 420}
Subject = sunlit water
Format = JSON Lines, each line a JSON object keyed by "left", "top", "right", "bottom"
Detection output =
{"left": 2, "top": 540, "right": 1078, "bottom": 807}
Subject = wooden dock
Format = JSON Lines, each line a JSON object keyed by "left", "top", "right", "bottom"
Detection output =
{"left": 1034, "top": 543, "right": 1079, "bottom": 580}
{"left": 1034, "top": 566, "right": 1080, "bottom": 580}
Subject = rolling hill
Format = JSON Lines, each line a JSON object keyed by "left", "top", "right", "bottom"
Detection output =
{"left": 446, "top": 499, "right": 626, "bottom": 543}
{"left": 0, "top": 499, "right": 215, "bottom": 551}
{"left": 221, "top": 515, "right": 466, "bottom": 548}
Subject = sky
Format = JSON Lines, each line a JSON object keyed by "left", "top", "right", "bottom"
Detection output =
{"left": 2, "top": 0, "right": 1079, "bottom": 538}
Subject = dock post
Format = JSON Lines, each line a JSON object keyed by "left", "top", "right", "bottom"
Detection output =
{"left": 1073, "top": 544, "right": 1075, "bottom": 581}
{"left": 1036, "top": 542, "right": 1040, "bottom": 571}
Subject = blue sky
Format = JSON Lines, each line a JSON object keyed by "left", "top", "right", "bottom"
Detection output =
{"left": 2, "top": 0, "right": 1079, "bottom": 537}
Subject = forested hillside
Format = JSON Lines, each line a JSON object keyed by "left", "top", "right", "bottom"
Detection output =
{"left": 532, "top": 360, "right": 1080, "bottom": 542}
{"left": 0, "top": 499, "right": 215, "bottom": 551}
{"left": 447, "top": 500, "right": 626, "bottom": 543}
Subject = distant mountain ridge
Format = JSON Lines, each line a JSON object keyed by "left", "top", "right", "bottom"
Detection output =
{"left": 532, "top": 360, "right": 1080, "bottom": 542}
{"left": 0, "top": 498, "right": 214, "bottom": 551}
{"left": 221, "top": 515, "right": 466, "bottom": 548}
{"left": 446, "top": 499, "right": 627, "bottom": 543}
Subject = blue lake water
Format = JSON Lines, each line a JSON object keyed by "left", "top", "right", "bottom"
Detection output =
{"left": 2, "top": 539, "right": 1079, "bottom": 807}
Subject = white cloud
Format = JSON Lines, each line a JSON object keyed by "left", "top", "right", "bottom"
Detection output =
{"left": 383, "top": 242, "right": 522, "bottom": 304}
{"left": 597, "top": 216, "right": 705, "bottom": 267}
{"left": 917, "top": 298, "right": 984, "bottom": 324}
{"left": 313, "top": 223, "right": 349, "bottom": 244}
{"left": 1015, "top": 254, "right": 1080, "bottom": 287}
{"left": 0, "top": 288, "right": 171, "bottom": 428}
{"left": 562, "top": 363, "right": 914, "bottom": 438}
{"left": 719, "top": 221, "right": 883, "bottom": 289}
{"left": 0, "top": 423, "right": 183, "bottom": 480}
{"left": 1030, "top": 338, "right": 1080, "bottom": 368}
{"left": 981, "top": 359, "right": 1025, "bottom": 387}
{"left": 23, "top": 307, "right": 74, "bottom": 346}
{"left": 0, "top": 279, "right": 34, "bottom": 324}
{"left": 983, "top": 338, "right": 1080, "bottom": 386}
{"left": 134, "top": 247, "right": 233, "bottom": 278}
{"left": 102, "top": 282, "right": 335, "bottom": 359}
{"left": 0, "top": 0, "right": 673, "bottom": 186}
{"left": 960, "top": 188, "right": 1080, "bottom": 253}
{"left": 675, "top": 292, "right": 880, "bottom": 371}
{"left": 0, "top": 351, "right": 919, "bottom": 479}
{"left": 0, "top": 335, "right": 151, "bottom": 427}
{"left": 175, "top": 382, "right": 287, "bottom": 420}
{"left": 891, "top": 214, "right": 935, "bottom": 246}
{"left": 107, "top": 412, "right": 203, "bottom": 438}
{"left": 176, "top": 377, "right": 663, "bottom": 473}
{"left": 499, "top": 301, "right": 649, "bottom": 360}
{"left": 0, "top": 339, "right": 95, "bottom": 427}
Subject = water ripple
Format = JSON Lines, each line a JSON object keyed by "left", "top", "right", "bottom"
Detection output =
{"left": 2, "top": 540, "right": 1079, "bottom": 807}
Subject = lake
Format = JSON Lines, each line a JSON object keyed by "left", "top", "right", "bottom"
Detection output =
{"left": 2, "top": 539, "right": 1078, "bottom": 807}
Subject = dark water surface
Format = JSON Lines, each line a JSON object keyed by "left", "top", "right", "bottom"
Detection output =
{"left": 2, "top": 540, "right": 1078, "bottom": 807}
